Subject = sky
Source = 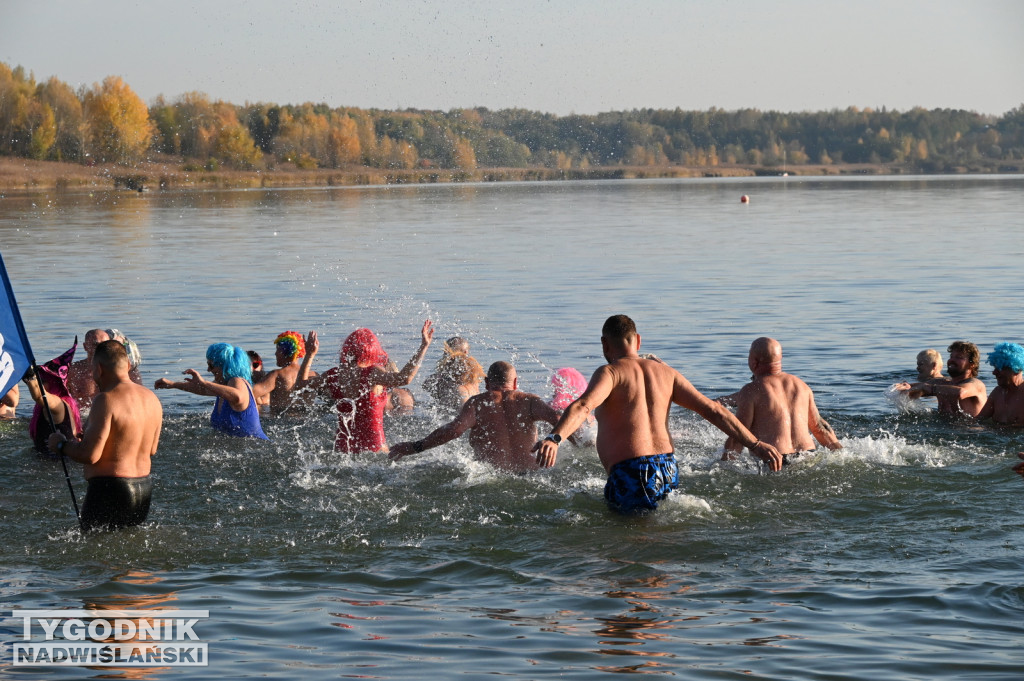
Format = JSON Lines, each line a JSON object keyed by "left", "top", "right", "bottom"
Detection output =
{"left": 2, "top": 0, "right": 1022, "bottom": 116}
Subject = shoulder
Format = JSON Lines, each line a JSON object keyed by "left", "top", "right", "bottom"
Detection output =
{"left": 783, "top": 372, "right": 812, "bottom": 390}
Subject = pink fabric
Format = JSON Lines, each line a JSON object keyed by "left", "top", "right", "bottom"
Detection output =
{"left": 29, "top": 341, "right": 82, "bottom": 440}
{"left": 550, "top": 367, "right": 588, "bottom": 411}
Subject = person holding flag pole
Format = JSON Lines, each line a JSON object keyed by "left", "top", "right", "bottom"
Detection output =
{"left": 0, "top": 252, "right": 83, "bottom": 528}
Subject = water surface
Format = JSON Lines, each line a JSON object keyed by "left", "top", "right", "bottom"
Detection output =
{"left": 1, "top": 175, "right": 1023, "bottom": 678}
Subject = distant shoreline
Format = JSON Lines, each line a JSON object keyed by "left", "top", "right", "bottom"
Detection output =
{"left": 1, "top": 155, "right": 1020, "bottom": 193}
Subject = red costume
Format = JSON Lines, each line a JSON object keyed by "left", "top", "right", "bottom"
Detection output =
{"left": 326, "top": 329, "right": 390, "bottom": 453}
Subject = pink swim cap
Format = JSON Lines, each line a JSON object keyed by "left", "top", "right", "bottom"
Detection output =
{"left": 550, "top": 367, "right": 587, "bottom": 411}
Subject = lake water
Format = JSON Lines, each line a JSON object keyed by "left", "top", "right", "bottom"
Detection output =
{"left": 1, "top": 175, "right": 1023, "bottom": 679}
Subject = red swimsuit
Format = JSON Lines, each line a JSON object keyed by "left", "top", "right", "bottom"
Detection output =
{"left": 324, "top": 366, "right": 388, "bottom": 453}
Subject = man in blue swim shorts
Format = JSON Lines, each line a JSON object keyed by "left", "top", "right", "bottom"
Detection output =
{"left": 534, "top": 315, "right": 782, "bottom": 514}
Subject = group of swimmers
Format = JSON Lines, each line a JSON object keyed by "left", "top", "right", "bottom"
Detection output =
{"left": 6, "top": 316, "right": 1024, "bottom": 530}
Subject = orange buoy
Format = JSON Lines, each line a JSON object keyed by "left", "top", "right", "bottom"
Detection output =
{"left": 740, "top": 195, "right": 750, "bottom": 204}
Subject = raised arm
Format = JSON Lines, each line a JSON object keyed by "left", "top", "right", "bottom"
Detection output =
{"left": 296, "top": 331, "right": 320, "bottom": 386}
{"left": 372, "top": 319, "right": 434, "bottom": 389}
{"left": 390, "top": 397, "right": 476, "bottom": 461}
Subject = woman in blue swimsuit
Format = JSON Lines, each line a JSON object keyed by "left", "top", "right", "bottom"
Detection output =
{"left": 154, "top": 343, "right": 268, "bottom": 439}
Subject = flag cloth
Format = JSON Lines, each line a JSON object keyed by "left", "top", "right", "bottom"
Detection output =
{"left": 0, "top": 252, "right": 35, "bottom": 399}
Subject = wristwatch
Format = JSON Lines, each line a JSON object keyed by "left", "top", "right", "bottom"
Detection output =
{"left": 544, "top": 433, "right": 562, "bottom": 444}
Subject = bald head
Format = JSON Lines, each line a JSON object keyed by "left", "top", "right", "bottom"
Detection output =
{"left": 485, "top": 361, "right": 517, "bottom": 390}
{"left": 917, "top": 349, "right": 943, "bottom": 380}
{"left": 84, "top": 328, "right": 110, "bottom": 356}
{"left": 749, "top": 337, "right": 782, "bottom": 375}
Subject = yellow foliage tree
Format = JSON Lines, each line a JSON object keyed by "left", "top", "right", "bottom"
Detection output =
{"left": 452, "top": 137, "right": 476, "bottom": 170}
{"left": 29, "top": 102, "right": 56, "bottom": 160}
{"left": 83, "top": 76, "right": 154, "bottom": 163}
{"left": 213, "top": 124, "right": 262, "bottom": 169}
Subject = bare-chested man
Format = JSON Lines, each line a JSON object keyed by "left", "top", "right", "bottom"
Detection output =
{"left": 900, "top": 341, "right": 987, "bottom": 417}
{"left": 975, "top": 342, "right": 1024, "bottom": 427}
{"left": 252, "top": 331, "right": 318, "bottom": 416}
{"left": 722, "top": 337, "right": 842, "bottom": 464}
{"left": 67, "top": 328, "right": 108, "bottom": 409}
{"left": 533, "top": 315, "right": 782, "bottom": 514}
{"left": 390, "top": 361, "right": 560, "bottom": 473}
{"left": 48, "top": 340, "right": 162, "bottom": 532}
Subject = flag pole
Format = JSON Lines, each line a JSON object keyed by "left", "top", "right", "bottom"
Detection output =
{"left": 0, "top": 252, "right": 82, "bottom": 529}
{"left": 30, "top": 362, "right": 82, "bottom": 527}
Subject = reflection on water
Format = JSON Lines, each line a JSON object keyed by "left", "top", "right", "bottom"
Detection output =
{"left": 2, "top": 177, "right": 1024, "bottom": 679}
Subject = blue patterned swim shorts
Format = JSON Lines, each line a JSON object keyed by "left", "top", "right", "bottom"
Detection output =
{"left": 604, "top": 453, "right": 679, "bottom": 514}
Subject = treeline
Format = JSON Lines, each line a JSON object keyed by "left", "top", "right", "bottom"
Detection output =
{"left": 2, "top": 61, "right": 1023, "bottom": 173}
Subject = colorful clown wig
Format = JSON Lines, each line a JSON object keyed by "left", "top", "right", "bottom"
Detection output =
{"left": 206, "top": 343, "right": 253, "bottom": 382}
{"left": 550, "top": 367, "right": 588, "bottom": 411}
{"left": 341, "top": 328, "right": 389, "bottom": 368}
{"left": 274, "top": 331, "right": 306, "bottom": 362}
{"left": 987, "top": 342, "right": 1024, "bottom": 374}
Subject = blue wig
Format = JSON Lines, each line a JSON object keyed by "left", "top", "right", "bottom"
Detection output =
{"left": 206, "top": 342, "right": 253, "bottom": 382}
{"left": 987, "top": 342, "right": 1024, "bottom": 373}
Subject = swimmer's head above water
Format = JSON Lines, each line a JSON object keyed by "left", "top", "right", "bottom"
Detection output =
{"left": 206, "top": 343, "right": 253, "bottom": 383}
{"left": 274, "top": 331, "right": 306, "bottom": 364}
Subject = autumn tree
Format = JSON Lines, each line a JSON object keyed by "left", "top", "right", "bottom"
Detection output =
{"left": 82, "top": 76, "right": 154, "bottom": 163}
{"left": 37, "top": 76, "right": 84, "bottom": 161}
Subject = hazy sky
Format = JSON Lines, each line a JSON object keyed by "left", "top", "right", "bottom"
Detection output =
{"left": 3, "top": 0, "right": 1021, "bottom": 116}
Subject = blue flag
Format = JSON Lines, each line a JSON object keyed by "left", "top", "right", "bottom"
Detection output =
{"left": 0, "top": 251, "right": 35, "bottom": 399}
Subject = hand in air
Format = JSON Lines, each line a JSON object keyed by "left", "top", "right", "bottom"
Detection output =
{"left": 183, "top": 369, "right": 205, "bottom": 386}
{"left": 305, "top": 330, "right": 319, "bottom": 356}
{"left": 421, "top": 319, "right": 434, "bottom": 346}
{"left": 154, "top": 378, "right": 174, "bottom": 389}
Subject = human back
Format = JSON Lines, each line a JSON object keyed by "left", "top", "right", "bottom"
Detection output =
{"left": 593, "top": 356, "right": 678, "bottom": 471}
{"left": 735, "top": 371, "right": 817, "bottom": 454}
{"left": 82, "top": 340, "right": 162, "bottom": 479}
{"left": 467, "top": 386, "right": 554, "bottom": 471}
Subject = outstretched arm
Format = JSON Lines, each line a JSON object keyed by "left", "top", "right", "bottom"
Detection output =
{"left": 251, "top": 370, "right": 279, "bottom": 399}
{"left": 390, "top": 398, "right": 475, "bottom": 461}
{"left": 533, "top": 366, "right": 614, "bottom": 468}
{"left": 673, "top": 373, "right": 782, "bottom": 471}
{"left": 154, "top": 370, "right": 250, "bottom": 411}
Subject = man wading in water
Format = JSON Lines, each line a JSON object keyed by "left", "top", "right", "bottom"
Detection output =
{"left": 50, "top": 340, "right": 162, "bottom": 531}
{"left": 533, "top": 315, "right": 782, "bottom": 514}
